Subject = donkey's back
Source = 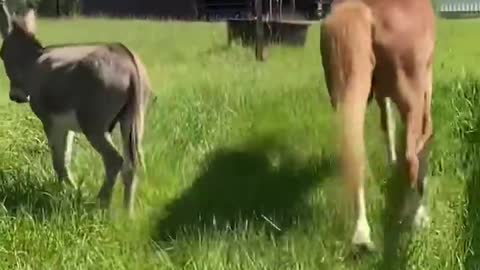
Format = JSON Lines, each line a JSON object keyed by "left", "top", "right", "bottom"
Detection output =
{"left": 32, "top": 43, "right": 149, "bottom": 123}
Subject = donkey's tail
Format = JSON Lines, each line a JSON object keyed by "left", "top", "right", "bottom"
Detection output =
{"left": 320, "top": 1, "right": 375, "bottom": 194}
{"left": 125, "top": 48, "right": 152, "bottom": 171}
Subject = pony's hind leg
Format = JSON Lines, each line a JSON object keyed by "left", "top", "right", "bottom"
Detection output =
{"left": 85, "top": 132, "right": 123, "bottom": 209}
{"left": 341, "top": 94, "right": 373, "bottom": 251}
{"left": 320, "top": 1, "right": 376, "bottom": 251}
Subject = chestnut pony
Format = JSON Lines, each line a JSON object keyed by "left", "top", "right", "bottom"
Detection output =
{"left": 320, "top": 0, "right": 435, "bottom": 251}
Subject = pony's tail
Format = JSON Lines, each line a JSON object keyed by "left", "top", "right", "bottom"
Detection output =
{"left": 320, "top": 1, "right": 375, "bottom": 196}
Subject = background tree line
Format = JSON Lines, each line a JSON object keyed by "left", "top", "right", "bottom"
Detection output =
{"left": 4, "top": 0, "right": 443, "bottom": 19}
{"left": 6, "top": 0, "right": 81, "bottom": 17}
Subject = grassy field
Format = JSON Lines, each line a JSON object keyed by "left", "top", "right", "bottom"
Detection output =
{"left": 0, "top": 16, "right": 480, "bottom": 269}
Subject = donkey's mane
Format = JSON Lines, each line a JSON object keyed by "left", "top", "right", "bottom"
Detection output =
{"left": 43, "top": 41, "right": 122, "bottom": 51}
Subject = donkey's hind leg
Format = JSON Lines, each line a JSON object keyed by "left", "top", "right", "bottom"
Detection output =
{"left": 119, "top": 119, "right": 139, "bottom": 217}
{"left": 85, "top": 132, "right": 123, "bottom": 209}
{"left": 44, "top": 122, "right": 76, "bottom": 188}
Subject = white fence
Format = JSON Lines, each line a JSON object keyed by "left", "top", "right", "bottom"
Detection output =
{"left": 439, "top": 2, "right": 480, "bottom": 13}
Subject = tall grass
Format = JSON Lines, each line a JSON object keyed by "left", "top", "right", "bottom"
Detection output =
{"left": 0, "top": 17, "right": 478, "bottom": 269}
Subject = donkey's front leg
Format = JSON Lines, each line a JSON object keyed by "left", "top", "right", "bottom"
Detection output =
{"left": 44, "top": 122, "right": 77, "bottom": 188}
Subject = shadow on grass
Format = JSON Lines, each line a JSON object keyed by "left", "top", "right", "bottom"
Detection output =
{"left": 461, "top": 101, "right": 480, "bottom": 269}
{"left": 0, "top": 169, "right": 94, "bottom": 220}
{"left": 198, "top": 43, "right": 231, "bottom": 57}
{"left": 377, "top": 128, "right": 432, "bottom": 269}
{"left": 463, "top": 162, "right": 480, "bottom": 269}
{"left": 152, "top": 136, "right": 336, "bottom": 242}
{"left": 379, "top": 169, "right": 418, "bottom": 270}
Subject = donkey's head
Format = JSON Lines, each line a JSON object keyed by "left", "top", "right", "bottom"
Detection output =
{"left": 0, "top": 6, "right": 42, "bottom": 103}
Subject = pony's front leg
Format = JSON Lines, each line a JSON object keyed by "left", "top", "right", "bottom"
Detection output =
{"left": 412, "top": 129, "right": 433, "bottom": 230}
{"left": 377, "top": 96, "right": 397, "bottom": 165}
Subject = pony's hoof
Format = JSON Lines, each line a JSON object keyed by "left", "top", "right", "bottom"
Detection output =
{"left": 387, "top": 156, "right": 397, "bottom": 167}
{"left": 413, "top": 205, "right": 430, "bottom": 230}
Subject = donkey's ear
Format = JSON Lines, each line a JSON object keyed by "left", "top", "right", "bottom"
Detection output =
{"left": 22, "top": 9, "right": 36, "bottom": 34}
{"left": 0, "top": 1, "right": 12, "bottom": 38}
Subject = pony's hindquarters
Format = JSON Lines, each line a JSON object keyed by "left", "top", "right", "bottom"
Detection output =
{"left": 320, "top": 1, "right": 376, "bottom": 250}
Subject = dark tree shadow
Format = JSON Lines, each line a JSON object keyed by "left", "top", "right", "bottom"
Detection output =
{"left": 152, "top": 136, "right": 336, "bottom": 243}
{"left": 0, "top": 169, "right": 95, "bottom": 220}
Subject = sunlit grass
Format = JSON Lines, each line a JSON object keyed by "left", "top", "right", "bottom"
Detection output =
{"left": 0, "top": 16, "right": 478, "bottom": 269}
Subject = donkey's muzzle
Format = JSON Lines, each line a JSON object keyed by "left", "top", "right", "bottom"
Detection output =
{"left": 9, "top": 93, "right": 29, "bottom": 103}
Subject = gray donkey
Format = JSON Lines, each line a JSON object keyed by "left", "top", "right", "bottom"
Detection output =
{"left": 0, "top": 4, "right": 153, "bottom": 216}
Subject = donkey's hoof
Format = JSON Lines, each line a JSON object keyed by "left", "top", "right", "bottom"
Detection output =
{"left": 62, "top": 180, "right": 77, "bottom": 190}
{"left": 97, "top": 193, "right": 111, "bottom": 210}
{"left": 350, "top": 242, "right": 376, "bottom": 260}
{"left": 355, "top": 241, "right": 376, "bottom": 253}
{"left": 97, "top": 200, "right": 112, "bottom": 213}
{"left": 57, "top": 175, "right": 77, "bottom": 189}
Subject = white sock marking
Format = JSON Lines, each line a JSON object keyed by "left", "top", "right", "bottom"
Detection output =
{"left": 352, "top": 187, "right": 373, "bottom": 245}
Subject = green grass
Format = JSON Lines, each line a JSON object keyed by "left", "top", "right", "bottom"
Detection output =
{"left": 0, "top": 17, "right": 479, "bottom": 269}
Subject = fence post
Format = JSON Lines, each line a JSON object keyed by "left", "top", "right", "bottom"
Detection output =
{"left": 255, "top": 0, "right": 265, "bottom": 61}
{"left": 56, "top": 0, "right": 61, "bottom": 17}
